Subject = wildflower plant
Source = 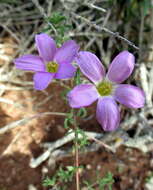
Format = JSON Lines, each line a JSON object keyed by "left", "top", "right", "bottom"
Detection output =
{"left": 68, "top": 51, "right": 145, "bottom": 131}
{"left": 14, "top": 33, "right": 79, "bottom": 90}
{"left": 13, "top": 12, "right": 145, "bottom": 190}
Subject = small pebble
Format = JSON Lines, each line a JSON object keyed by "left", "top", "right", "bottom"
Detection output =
{"left": 97, "top": 165, "right": 101, "bottom": 170}
{"left": 86, "top": 164, "right": 92, "bottom": 170}
{"left": 42, "top": 166, "right": 48, "bottom": 174}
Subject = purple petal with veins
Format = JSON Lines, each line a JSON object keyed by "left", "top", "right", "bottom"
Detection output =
{"left": 54, "top": 40, "right": 79, "bottom": 64}
{"left": 35, "top": 33, "right": 57, "bottom": 62}
{"left": 14, "top": 55, "right": 45, "bottom": 72}
{"left": 96, "top": 97, "right": 120, "bottom": 131}
{"left": 33, "top": 72, "right": 55, "bottom": 90}
{"left": 114, "top": 84, "right": 145, "bottom": 108}
{"left": 67, "top": 84, "right": 99, "bottom": 108}
{"left": 76, "top": 51, "right": 105, "bottom": 84}
{"left": 107, "top": 51, "right": 135, "bottom": 83}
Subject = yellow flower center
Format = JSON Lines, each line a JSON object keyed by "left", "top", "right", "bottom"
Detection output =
{"left": 97, "top": 81, "right": 113, "bottom": 96}
{"left": 46, "top": 61, "right": 59, "bottom": 73}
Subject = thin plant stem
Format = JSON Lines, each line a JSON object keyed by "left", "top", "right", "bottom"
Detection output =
{"left": 75, "top": 130, "right": 80, "bottom": 190}
{"left": 73, "top": 110, "right": 80, "bottom": 190}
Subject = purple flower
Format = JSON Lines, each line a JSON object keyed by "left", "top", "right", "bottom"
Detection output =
{"left": 14, "top": 33, "right": 79, "bottom": 90}
{"left": 68, "top": 51, "right": 145, "bottom": 131}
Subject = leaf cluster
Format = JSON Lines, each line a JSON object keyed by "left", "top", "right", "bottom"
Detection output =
{"left": 84, "top": 171, "right": 114, "bottom": 190}
{"left": 43, "top": 166, "right": 77, "bottom": 188}
{"left": 44, "top": 12, "right": 72, "bottom": 45}
{"left": 98, "top": 172, "right": 114, "bottom": 190}
{"left": 74, "top": 128, "right": 89, "bottom": 149}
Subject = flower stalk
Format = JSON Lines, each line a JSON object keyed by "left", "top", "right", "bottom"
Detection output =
{"left": 73, "top": 109, "right": 80, "bottom": 190}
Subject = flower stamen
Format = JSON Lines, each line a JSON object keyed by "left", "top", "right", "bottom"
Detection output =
{"left": 97, "top": 81, "right": 112, "bottom": 96}
{"left": 46, "top": 61, "right": 59, "bottom": 73}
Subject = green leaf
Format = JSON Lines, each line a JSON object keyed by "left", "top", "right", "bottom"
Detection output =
{"left": 64, "top": 112, "right": 74, "bottom": 129}
{"left": 74, "top": 69, "right": 81, "bottom": 85}
{"left": 47, "top": 13, "right": 66, "bottom": 25}
{"left": 77, "top": 107, "right": 87, "bottom": 118}
{"left": 74, "top": 128, "right": 89, "bottom": 148}
{"left": 83, "top": 180, "right": 95, "bottom": 190}
{"left": 57, "top": 166, "right": 76, "bottom": 182}
{"left": 98, "top": 172, "right": 114, "bottom": 190}
{"left": 43, "top": 177, "right": 56, "bottom": 187}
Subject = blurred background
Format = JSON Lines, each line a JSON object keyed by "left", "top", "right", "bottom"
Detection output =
{"left": 0, "top": 0, "right": 153, "bottom": 189}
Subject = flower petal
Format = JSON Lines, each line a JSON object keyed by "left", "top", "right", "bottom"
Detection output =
{"left": 107, "top": 51, "right": 135, "bottom": 83}
{"left": 54, "top": 40, "right": 79, "bottom": 64}
{"left": 33, "top": 72, "right": 54, "bottom": 90}
{"left": 67, "top": 84, "right": 99, "bottom": 108}
{"left": 96, "top": 97, "right": 120, "bottom": 131}
{"left": 114, "top": 84, "right": 145, "bottom": 108}
{"left": 75, "top": 51, "right": 105, "bottom": 84}
{"left": 55, "top": 63, "right": 76, "bottom": 79}
{"left": 35, "top": 33, "right": 57, "bottom": 61}
{"left": 14, "top": 55, "right": 45, "bottom": 72}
